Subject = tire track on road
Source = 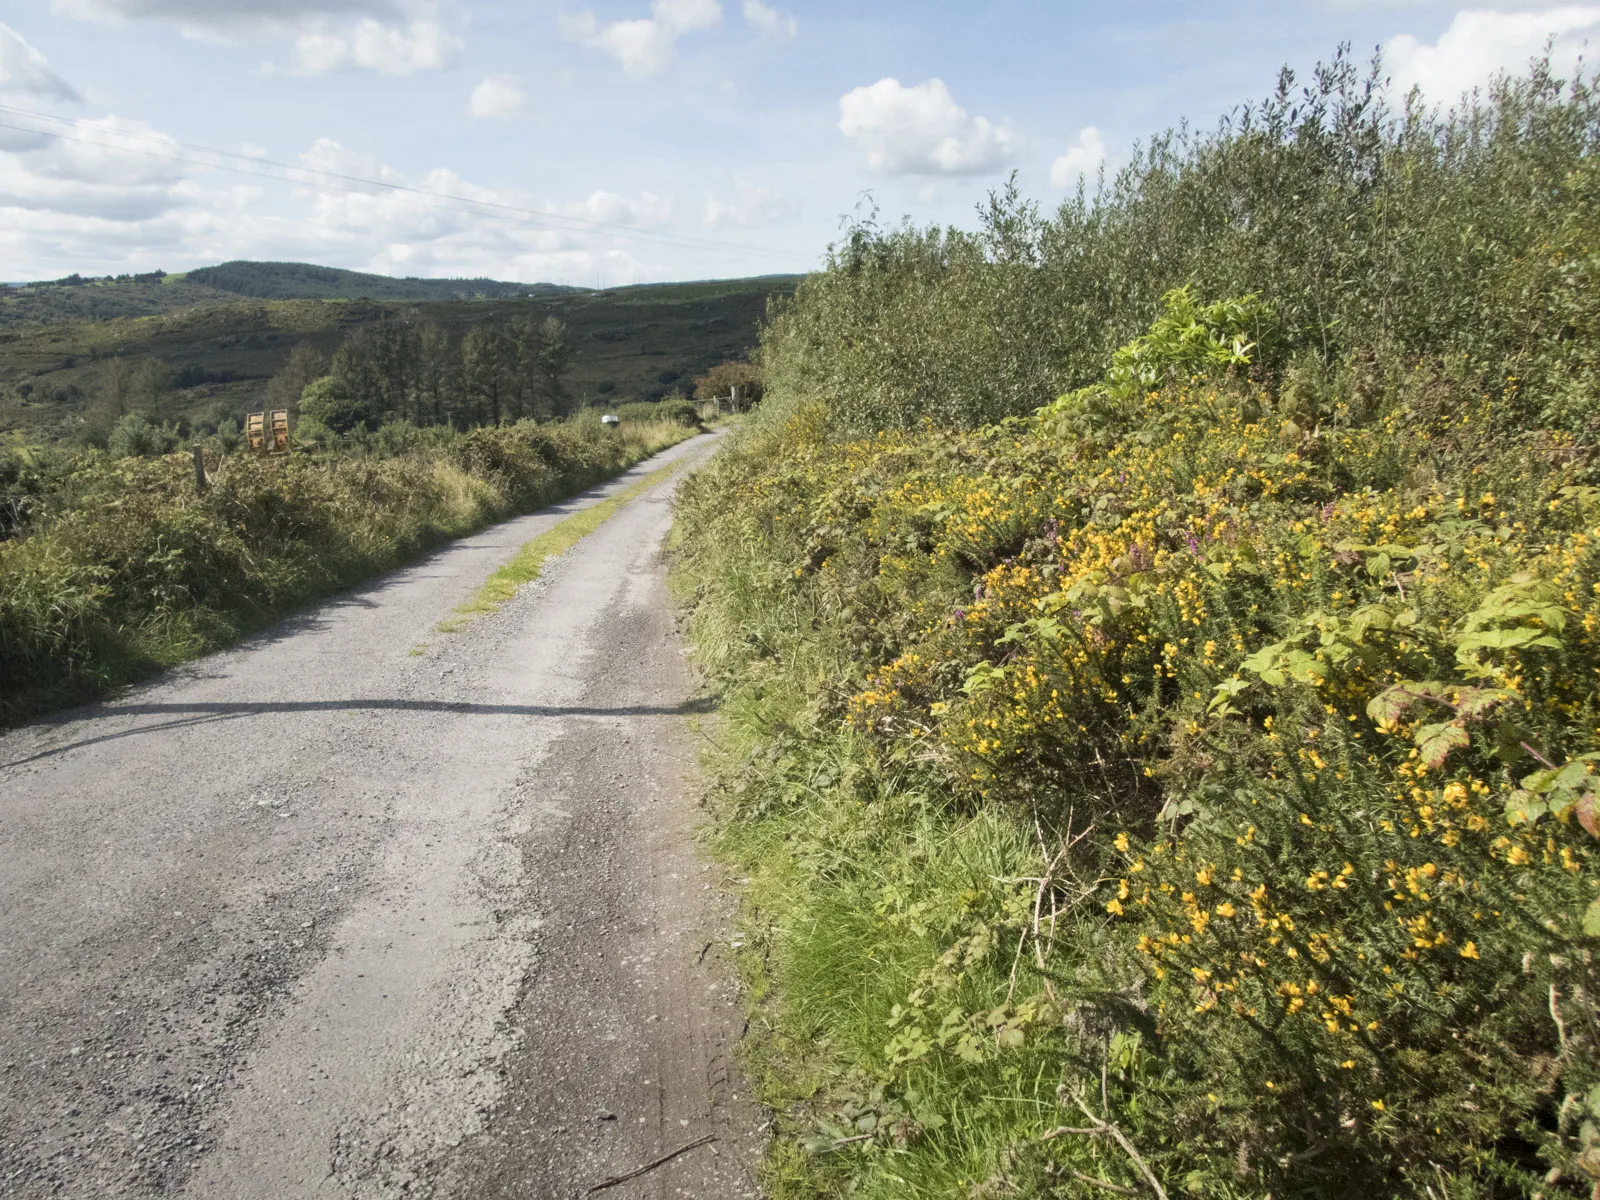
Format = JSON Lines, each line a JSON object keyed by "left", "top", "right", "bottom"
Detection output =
{"left": 0, "top": 432, "right": 762, "bottom": 1200}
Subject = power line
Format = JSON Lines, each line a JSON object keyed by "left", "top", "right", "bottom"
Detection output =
{"left": 0, "top": 102, "right": 803, "bottom": 264}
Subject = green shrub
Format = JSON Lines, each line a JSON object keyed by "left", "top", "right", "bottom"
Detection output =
{"left": 212, "top": 418, "right": 243, "bottom": 453}
{"left": 298, "top": 374, "right": 373, "bottom": 433}
{"left": 693, "top": 360, "right": 764, "bottom": 407}
{"left": 0, "top": 414, "right": 692, "bottom": 723}
{"left": 762, "top": 55, "right": 1600, "bottom": 434}
{"left": 657, "top": 397, "right": 700, "bottom": 427}
{"left": 0, "top": 448, "right": 49, "bottom": 539}
{"left": 107, "top": 413, "right": 183, "bottom": 458}
{"left": 680, "top": 49, "right": 1600, "bottom": 1193}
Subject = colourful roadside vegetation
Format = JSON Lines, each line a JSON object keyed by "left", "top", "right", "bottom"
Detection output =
{"left": 673, "top": 55, "right": 1600, "bottom": 1200}
{"left": 0, "top": 415, "right": 692, "bottom": 724}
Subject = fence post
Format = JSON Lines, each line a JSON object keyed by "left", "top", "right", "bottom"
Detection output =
{"left": 192, "top": 445, "right": 208, "bottom": 495}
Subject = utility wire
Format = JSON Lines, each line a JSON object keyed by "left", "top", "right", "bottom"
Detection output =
{"left": 0, "top": 102, "right": 801, "bottom": 264}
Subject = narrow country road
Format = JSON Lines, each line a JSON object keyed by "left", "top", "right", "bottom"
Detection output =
{"left": 0, "top": 433, "right": 764, "bottom": 1200}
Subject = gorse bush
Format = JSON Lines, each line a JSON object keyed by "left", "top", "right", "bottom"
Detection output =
{"left": 675, "top": 53, "right": 1600, "bottom": 1200}
{"left": 680, "top": 341, "right": 1600, "bottom": 1200}
{"left": 0, "top": 415, "right": 690, "bottom": 723}
{"left": 106, "top": 413, "right": 185, "bottom": 458}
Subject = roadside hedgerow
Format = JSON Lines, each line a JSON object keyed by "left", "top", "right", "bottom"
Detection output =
{"left": 674, "top": 48, "right": 1600, "bottom": 1200}
{"left": 0, "top": 415, "right": 691, "bottom": 723}
{"left": 678, "top": 319, "right": 1600, "bottom": 1196}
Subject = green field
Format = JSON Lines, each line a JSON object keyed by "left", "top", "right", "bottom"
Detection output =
{"left": 0, "top": 264, "right": 800, "bottom": 442}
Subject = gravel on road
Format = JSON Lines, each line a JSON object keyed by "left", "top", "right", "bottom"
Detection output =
{"left": 0, "top": 432, "right": 764, "bottom": 1200}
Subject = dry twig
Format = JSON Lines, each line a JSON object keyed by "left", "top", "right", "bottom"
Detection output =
{"left": 587, "top": 1135, "right": 717, "bottom": 1192}
{"left": 1069, "top": 1169, "right": 1142, "bottom": 1196}
{"left": 830, "top": 1132, "right": 875, "bottom": 1147}
{"left": 1038, "top": 1123, "right": 1153, "bottom": 1196}
{"left": 1071, "top": 1097, "right": 1168, "bottom": 1200}
{"left": 1005, "top": 812, "right": 1092, "bottom": 1004}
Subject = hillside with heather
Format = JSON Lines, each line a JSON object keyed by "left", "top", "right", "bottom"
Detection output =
{"left": 0, "top": 268, "right": 798, "bottom": 443}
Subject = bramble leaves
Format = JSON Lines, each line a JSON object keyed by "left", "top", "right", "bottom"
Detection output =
{"left": 1416, "top": 721, "right": 1471, "bottom": 769}
{"left": 1510, "top": 753, "right": 1600, "bottom": 833}
{"left": 1455, "top": 575, "right": 1568, "bottom": 677}
{"left": 962, "top": 660, "right": 1009, "bottom": 696}
{"left": 1333, "top": 541, "right": 1421, "bottom": 581}
{"left": 1366, "top": 681, "right": 1517, "bottom": 769}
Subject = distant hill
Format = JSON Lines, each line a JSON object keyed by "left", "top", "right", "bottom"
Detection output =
{"left": 183, "top": 261, "right": 581, "bottom": 303}
{"left": 0, "top": 272, "right": 805, "bottom": 442}
{"left": 0, "top": 264, "right": 805, "bottom": 330}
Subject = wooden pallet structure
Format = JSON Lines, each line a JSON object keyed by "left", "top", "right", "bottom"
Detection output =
{"left": 245, "top": 410, "right": 291, "bottom": 454}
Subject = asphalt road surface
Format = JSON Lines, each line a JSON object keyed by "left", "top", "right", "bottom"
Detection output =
{"left": 0, "top": 433, "right": 765, "bottom": 1199}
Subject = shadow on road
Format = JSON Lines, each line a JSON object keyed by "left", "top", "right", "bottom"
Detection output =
{"left": 3, "top": 697, "right": 718, "bottom": 769}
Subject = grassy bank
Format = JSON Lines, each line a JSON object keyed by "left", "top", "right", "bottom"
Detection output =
{"left": 672, "top": 55, "right": 1600, "bottom": 1200}
{"left": 437, "top": 455, "right": 688, "bottom": 634}
{"left": 0, "top": 416, "right": 692, "bottom": 724}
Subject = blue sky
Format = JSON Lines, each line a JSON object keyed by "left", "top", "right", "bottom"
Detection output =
{"left": 0, "top": 0, "right": 1596, "bottom": 285}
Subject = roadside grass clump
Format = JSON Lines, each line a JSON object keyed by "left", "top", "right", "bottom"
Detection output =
{"left": 437, "top": 455, "right": 686, "bottom": 633}
{"left": 673, "top": 55, "right": 1600, "bottom": 1198}
{"left": 612, "top": 398, "right": 702, "bottom": 427}
{"left": 0, "top": 416, "right": 691, "bottom": 724}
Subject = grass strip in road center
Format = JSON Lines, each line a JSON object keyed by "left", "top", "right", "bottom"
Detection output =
{"left": 437, "top": 458, "right": 685, "bottom": 635}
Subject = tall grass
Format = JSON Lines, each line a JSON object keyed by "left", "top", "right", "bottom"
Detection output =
{"left": 0, "top": 416, "right": 692, "bottom": 723}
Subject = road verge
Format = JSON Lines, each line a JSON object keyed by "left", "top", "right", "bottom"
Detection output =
{"left": 0, "top": 417, "right": 695, "bottom": 725}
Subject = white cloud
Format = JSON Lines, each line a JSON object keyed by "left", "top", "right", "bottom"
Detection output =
{"left": 0, "top": 109, "right": 751, "bottom": 288}
{"left": 838, "top": 77, "right": 1016, "bottom": 176}
{"left": 292, "top": 15, "right": 459, "bottom": 73}
{"left": 49, "top": 0, "right": 402, "bottom": 37}
{"left": 1384, "top": 6, "right": 1600, "bottom": 102}
{"left": 561, "top": 0, "right": 722, "bottom": 78}
{"left": 468, "top": 73, "right": 526, "bottom": 119}
{"left": 281, "top": 170, "right": 672, "bottom": 282}
{"left": 742, "top": 0, "right": 795, "bottom": 41}
{"left": 1049, "top": 126, "right": 1106, "bottom": 189}
{"left": 297, "top": 137, "right": 406, "bottom": 185}
{"left": 50, "top": 0, "right": 459, "bottom": 75}
{"left": 554, "top": 188, "right": 673, "bottom": 227}
{"left": 702, "top": 180, "right": 794, "bottom": 228}
{"left": 0, "top": 114, "right": 191, "bottom": 222}
{"left": 0, "top": 23, "right": 81, "bottom": 102}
